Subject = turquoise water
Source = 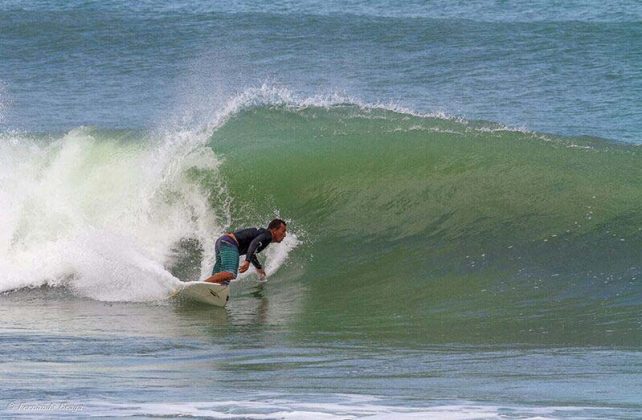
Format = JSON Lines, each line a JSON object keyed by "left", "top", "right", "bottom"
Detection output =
{"left": 1, "top": 1, "right": 642, "bottom": 418}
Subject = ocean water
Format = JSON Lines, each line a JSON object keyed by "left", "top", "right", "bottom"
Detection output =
{"left": 1, "top": 1, "right": 642, "bottom": 418}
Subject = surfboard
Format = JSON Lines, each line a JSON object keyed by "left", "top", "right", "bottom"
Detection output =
{"left": 172, "top": 281, "right": 230, "bottom": 307}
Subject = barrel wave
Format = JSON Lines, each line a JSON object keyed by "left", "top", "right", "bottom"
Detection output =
{"left": 1, "top": 96, "right": 641, "bottom": 346}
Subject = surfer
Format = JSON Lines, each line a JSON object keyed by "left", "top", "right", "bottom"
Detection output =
{"left": 204, "top": 219, "right": 287, "bottom": 284}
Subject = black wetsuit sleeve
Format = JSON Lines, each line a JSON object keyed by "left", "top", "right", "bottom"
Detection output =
{"left": 250, "top": 254, "right": 262, "bottom": 270}
{"left": 245, "top": 232, "right": 271, "bottom": 269}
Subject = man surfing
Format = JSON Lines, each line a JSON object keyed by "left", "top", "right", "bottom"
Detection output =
{"left": 204, "top": 218, "right": 287, "bottom": 284}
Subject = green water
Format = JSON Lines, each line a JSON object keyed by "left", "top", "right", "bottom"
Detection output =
{"left": 206, "top": 106, "right": 642, "bottom": 346}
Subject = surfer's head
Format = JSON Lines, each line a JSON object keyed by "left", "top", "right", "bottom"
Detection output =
{"left": 268, "top": 218, "right": 287, "bottom": 243}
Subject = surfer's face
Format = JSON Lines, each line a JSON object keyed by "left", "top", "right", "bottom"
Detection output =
{"left": 272, "top": 224, "right": 287, "bottom": 243}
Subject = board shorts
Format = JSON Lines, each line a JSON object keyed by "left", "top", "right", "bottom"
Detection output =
{"left": 212, "top": 236, "right": 240, "bottom": 278}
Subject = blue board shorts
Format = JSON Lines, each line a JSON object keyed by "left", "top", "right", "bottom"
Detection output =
{"left": 212, "top": 236, "right": 240, "bottom": 277}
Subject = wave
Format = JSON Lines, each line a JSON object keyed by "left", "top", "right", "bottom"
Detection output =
{"left": 2, "top": 87, "right": 641, "bottom": 344}
{"left": 205, "top": 89, "right": 642, "bottom": 344}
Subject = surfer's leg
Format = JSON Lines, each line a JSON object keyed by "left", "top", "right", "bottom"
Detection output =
{"left": 204, "top": 239, "right": 239, "bottom": 284}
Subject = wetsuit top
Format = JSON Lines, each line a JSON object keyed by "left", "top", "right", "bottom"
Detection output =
{"left": 232, "top": 227, "right": 273, "bottom": 270}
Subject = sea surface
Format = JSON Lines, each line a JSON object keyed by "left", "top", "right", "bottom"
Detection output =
{"left": 1, "top": 1, "right": 641, "bottom": 418}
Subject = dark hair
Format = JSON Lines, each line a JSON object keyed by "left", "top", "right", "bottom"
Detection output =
{"left": 268, "top": 218, "right": 286, "bottom": 230}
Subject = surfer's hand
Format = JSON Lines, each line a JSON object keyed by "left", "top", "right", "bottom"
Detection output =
{"left": 239, "top": 260, "right": 250, "bottom": 273}
{"left": 257, "top": 269, "right": 266, "bottom": 281}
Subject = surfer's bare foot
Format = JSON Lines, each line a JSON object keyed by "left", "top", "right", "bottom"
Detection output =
{"left": 204, "top": 272, "right": 235, "bottom": 284}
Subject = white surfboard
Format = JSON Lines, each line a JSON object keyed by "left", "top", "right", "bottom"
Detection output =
{"left": 172, "top": 281, "right": 230, "bottom": 307}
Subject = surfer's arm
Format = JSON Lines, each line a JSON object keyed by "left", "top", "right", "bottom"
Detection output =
{"left": 238, "top": 258, "right": 264, "bottom": 277}
{"left": 245, "top": 233, "right": 270, "bottom": 268}
{"left": 239, "top": 260, "right": 250, "bottom": 273}
{"left": 250, "top": 254, "right": 262, "bottom": 270}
